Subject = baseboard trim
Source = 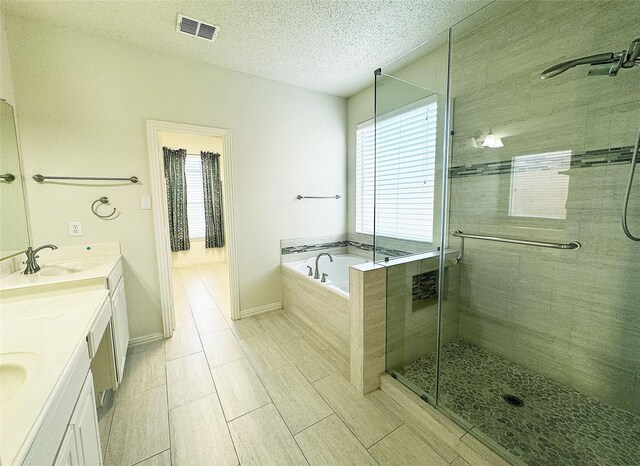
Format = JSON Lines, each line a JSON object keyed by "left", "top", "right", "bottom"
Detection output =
{"left": 128, "top": 332, "right": 164, "bottom": 348}
{"left": 241, "top": 302, "right": 282, "bottom": 318}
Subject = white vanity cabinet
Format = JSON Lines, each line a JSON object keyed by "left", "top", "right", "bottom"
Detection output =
{"left": 54, "top": 374, "right": 102, "bottom": 466}
{"left": 107, "top": 259, "right": 129, "bottom": 383}
{"left": 22, "top": 347, "right": 102, "bottom": 466}
{"left": 53, "top": 426, "right": 79, "bottom": 466}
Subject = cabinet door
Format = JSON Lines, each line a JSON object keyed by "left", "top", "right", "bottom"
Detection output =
{"left": 53, "top": 426, "right": 79, "bottom": 466}
{"left": 111, "top": 278, "right": 129, "bottom": 382}
{"left": 72, "top": 374, "right": 103, "bottom": 466}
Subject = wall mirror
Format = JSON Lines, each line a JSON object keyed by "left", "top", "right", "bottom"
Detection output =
{"left": 1, "top": 99, "right": 31, "bottom": 259}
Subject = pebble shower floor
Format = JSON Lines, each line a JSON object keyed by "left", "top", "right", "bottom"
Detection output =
{"left": 395, "top": 340, "right": 640, "bottom": 466}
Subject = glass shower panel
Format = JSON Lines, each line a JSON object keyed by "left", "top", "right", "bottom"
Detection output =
{"left": 373, "top": 73, "right": 443, "bottom": 263}
{"left": 376, "top": 31, "right": 453, "bottom": 402}
{"left": 439, "top": 1, "right": 640, "bottom": 464}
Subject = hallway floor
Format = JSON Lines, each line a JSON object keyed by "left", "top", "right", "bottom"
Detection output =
{"left": 98, "top": 262, "right": 506, "bottom": 465}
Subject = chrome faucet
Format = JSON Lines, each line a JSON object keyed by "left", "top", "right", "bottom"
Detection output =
{"left": 23, "top": 244, "right": 58, "bottom": 274}
{"left": 314, "top": 252, "right": 333, "bottom": 279}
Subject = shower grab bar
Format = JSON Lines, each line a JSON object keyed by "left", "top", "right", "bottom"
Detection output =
{"left": 33, "top": 174, "right": 139, "bottom": 183}
{"left": 296, "top": 194, "right": 341, "bottom": 200}
{"left": 452, "top": 230, "right": 580, "bottom": 263}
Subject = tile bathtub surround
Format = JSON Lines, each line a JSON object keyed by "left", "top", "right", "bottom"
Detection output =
{"left": 280, "top": 233, "right": 413, "bottom": 260}
{"left": 280, "top": 234, "right": 348, "bottom": 261}
{"left": 349, "top": 264, "right": 387, "bottom": 394}
{"left": 281, "top": 265, "right": 350, "bottom": 361}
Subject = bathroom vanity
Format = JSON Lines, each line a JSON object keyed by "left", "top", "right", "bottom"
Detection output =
{"left": 0, "top": 244, "right": 129, "bottom": 465}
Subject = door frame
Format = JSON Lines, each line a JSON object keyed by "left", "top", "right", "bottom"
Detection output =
{"left": 146, "top": 119, "right": 240, "bottom": 338}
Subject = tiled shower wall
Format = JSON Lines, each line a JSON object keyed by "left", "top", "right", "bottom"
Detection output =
{"left": 386, "top": 253, "right": 460, "bottom": 373}
{"left": 448, "top": 1, "right": 640, "bottom": 414}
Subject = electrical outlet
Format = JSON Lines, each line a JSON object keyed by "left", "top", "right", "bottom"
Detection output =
{"left": 69, "top": 221, "right": 83, "bottom": 236}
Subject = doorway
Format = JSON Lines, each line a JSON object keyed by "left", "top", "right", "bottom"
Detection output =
{"left": 146, "top": 120, "right": 240, "bottom": 338}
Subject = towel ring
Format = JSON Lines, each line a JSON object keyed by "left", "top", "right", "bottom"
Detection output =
{"left": 92, "top": 196, "right": 117, "bottom": 219}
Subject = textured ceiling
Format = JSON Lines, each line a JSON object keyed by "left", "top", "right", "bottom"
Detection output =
{"left": 1, "top": 0, "right": 493, "bottom": 97}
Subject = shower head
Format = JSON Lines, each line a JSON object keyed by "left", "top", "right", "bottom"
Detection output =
{"left": 541, "top": 37, "right": 640, "bottom": 79}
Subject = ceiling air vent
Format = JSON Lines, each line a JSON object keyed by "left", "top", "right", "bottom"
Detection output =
{"left": 177, "top": 14, "right": 219, "bottom": 42}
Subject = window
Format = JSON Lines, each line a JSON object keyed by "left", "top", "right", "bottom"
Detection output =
{"left": 509, "top": 150, "right": 571, "bottom": 220}
{"left": 185, "top": 155, "right": 206, "bottom": 238}
{"left": 356, "top": 98, "right": 438, "bottom": 242}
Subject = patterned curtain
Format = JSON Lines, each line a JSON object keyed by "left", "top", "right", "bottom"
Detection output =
{"left": 163, "top": 147, "right": 190, "bottom": 251}
{"left": 201, "top": 151, "right": 225, "bottom": 248}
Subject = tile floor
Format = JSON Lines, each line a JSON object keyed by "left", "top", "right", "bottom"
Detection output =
{"left": 396, "top": 340, "right": 640, "bottom": 466}
{"left": 98, "top": 261, "right": 507, "bottom": 466}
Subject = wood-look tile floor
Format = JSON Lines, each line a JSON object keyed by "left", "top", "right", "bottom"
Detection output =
{"left": 100, "top": 262, "right": 507, "bottom": 466}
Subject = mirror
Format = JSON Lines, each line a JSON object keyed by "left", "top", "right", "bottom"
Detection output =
{"left": 0, "top": 99, "right": 30, "bottom": 259}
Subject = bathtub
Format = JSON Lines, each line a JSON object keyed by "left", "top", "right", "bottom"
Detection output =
{"left": 281, "top": 254, "right": 369, "bottom": 361}
{"left": 282, "top": 254, "right": 368, "bottom": 297}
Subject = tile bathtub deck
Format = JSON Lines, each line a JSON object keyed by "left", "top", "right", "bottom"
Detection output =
{"left": 396, "top": 340, "right": 640, "bottom": 466}
{"left": 99, "top": 262, "right": 502, "bottom": 466}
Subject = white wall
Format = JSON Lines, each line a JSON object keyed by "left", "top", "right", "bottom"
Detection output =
{"left": 5, "top": 15, "right": 347, "bottom": 339}
{"left": 158, "top": 132, "right": 227, "bottom": 267}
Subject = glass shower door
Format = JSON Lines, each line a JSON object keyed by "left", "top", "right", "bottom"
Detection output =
{"left": 438, "top": 1, "right": 640, "bottom": 464}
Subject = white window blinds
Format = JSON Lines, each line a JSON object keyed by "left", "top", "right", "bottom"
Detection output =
{"left": 356, "top": 98, "right": 438, "bottom": 242}
{"left": 185, "top": 155, "right": 206, "bottom": 239}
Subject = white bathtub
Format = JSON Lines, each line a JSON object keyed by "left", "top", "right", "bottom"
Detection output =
{"left": 282, "top": 254, "right": 368, "bottom": 296}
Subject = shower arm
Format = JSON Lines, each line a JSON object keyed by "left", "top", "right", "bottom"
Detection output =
{"left": 541, "top": 37, "right": 640, "bottom": 79}
{"left": 541, "top": 52, "right": 618, "bottom": 79}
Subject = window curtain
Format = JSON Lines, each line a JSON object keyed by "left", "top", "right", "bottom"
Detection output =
{"left": 163, "top": 147, "right": 190, "bottom": 251}
{"left": 201, "top": 151, "right": 225, "bottom": 248}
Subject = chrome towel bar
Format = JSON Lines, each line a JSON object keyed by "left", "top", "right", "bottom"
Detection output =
{"left": 297, "top": 194, "right": 341, "bottom": 200}
{"left": 33, "top": 174, "right": 139, "bottom": 183}
{"left": 452, "top": 229, "right": 581, "bottom": 263}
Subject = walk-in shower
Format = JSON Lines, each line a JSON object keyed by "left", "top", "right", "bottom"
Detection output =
{"left": 375, "top": 2, "right": 640, "bottom": 465}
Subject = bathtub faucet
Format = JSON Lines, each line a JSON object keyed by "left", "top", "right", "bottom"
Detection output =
{"left": 314, "top": 252, "right": 333, "bottom": 279}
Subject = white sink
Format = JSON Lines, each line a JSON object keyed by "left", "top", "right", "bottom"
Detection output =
{"left": 38, "top": 260, "right": 103, "bottom": 276}
{"left": 0, "top": 352, "right": 44, "bottom": 409}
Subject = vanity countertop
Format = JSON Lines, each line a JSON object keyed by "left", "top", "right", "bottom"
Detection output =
{"left": 0, "top": 243, "right": 123, "bottom": 296}
{"left": 0, "top": 289, "right": 110, "bottom": 465}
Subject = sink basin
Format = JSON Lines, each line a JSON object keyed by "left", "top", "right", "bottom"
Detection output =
{"left": 0, "top": 352, "right": 43, "bottom": 409}
{"left": 38, "top": 259, "right": 103, "bottom": 276}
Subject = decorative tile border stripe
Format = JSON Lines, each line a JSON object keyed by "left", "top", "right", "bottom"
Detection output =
{"left": 281, "top": 239, "right": 409, "bottom": 258}
{"left": 347, "top": 240, "right": 408, "bottom": 258}
{"left": 450, "top": 145, "right": 634, "bottom": 178}
{"left": 281, "top": 241, "right": 347, "bottom": 255}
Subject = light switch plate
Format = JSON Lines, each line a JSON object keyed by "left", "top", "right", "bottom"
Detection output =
{"left": 69, "top": 221, "right": 83, "bottom": 236}
{"left": 140, "top": 196, "right": 151, "bottom": 210}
